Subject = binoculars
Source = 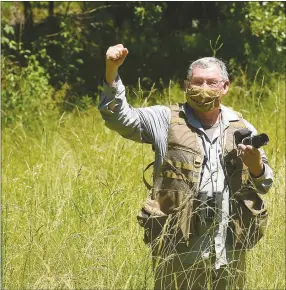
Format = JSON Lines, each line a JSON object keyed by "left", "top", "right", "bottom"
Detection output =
{"left": 234, "top": 128, "right": 269, "bottom": 149}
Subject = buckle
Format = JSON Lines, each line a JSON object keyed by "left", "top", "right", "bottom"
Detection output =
{"left": 194, "top": 155, "right": 203, "bottom": 168}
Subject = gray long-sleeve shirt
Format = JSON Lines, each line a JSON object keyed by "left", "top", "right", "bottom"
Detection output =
{"left": 98, "top": 76, "right": 274, "bottom": 269}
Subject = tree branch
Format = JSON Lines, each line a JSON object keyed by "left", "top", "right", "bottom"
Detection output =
{"left": 72, "top": 4, "right": 118, "bottom": 19}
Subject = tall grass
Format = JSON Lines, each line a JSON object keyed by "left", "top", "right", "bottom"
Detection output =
{"left": 2, "top": 75, "right": 285, "bottom": 289}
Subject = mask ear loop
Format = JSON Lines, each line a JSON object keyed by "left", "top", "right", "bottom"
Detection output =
{"left": 184, "top": 80, "right": 190, "bottom": 101}
{"left": 214, "top": 89, "right": 223, "bottom": 110}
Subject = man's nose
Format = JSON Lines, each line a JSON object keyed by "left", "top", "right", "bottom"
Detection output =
{"left": 201, "top": 81, "right": 209, "bottom": 88}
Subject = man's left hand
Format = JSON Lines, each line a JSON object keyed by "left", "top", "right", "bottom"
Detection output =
{"left": 237, "top": 144, "right": 264, "bottom": 177}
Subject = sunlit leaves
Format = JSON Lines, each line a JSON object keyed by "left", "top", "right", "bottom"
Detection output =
{"left": 245, "top": 2, "right": 286, "bottom": 52}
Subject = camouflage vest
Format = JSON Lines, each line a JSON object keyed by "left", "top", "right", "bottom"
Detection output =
{"left": 137, "top": 104, "right": 268, "bottom": 250}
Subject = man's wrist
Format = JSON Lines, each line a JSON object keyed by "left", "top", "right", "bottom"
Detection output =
{"left": 105, "top": 65, "right": 118, "bottom": 85}
{"left": 104, "top": 77, "right": 116, "bottom": 87}
{"left": 249, "top": 163, "right": 265, "bottom": 178}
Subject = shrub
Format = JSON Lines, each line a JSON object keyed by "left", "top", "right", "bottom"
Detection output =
{"left": 1, "top": 26, "right": 55, "bottom": 127}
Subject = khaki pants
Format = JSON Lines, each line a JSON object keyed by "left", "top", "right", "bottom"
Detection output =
{"left": 153, "top": 250, "right": 246, "bottom": 290}
{"left": 151, "top": 214, "right": 246, "bottom": 289}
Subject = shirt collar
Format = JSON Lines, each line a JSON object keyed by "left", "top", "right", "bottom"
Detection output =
{"left": 180, "top": 103, "right": 240, "bottom": 129}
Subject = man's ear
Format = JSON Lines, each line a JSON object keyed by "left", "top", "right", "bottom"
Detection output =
{"left": 222, "top": 80, "right": 230, "bottom": 95}
{"left": 184, "top": 79, "right": 190, "bottom": 91}
{"left": 184, "top": 80, "right": 187, "bottom": 89}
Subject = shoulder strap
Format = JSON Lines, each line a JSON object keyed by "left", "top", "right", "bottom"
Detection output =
{"left": 142, "top": 161, "right": 154, "bottom": 190}
{"left": 169, "top": 103, "right": 185, "bottom": 120}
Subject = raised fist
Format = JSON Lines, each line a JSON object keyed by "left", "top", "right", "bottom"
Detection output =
{"left": 106, "top": 44, "right": 129, "bottom": 68}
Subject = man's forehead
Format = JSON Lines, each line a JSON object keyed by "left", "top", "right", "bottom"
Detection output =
{"left": 192, "top": 64, "right": 221, "bottom": 78}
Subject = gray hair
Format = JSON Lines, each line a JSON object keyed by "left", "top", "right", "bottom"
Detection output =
{"left": 187, "top": 57, "right": 229, "bottom": 81}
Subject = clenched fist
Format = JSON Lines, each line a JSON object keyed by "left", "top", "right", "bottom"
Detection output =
{"left": 105, "top": 44, "right": 128, "bottom": 85}
{"left": 106, "top": 44, "right": 128, "bottom": 66}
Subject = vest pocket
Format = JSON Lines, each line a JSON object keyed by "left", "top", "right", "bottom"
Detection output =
{"left": 229, "top": 193, "right": 268, "bottom": 250}
{"left": 137, "top": 191, "right": 198, "bottom": 255}
{"left": 137, "top": 209, "right": 192, "bottom": 257}
{"left": 137, "top": 208, "right": 168, "bottom": 245}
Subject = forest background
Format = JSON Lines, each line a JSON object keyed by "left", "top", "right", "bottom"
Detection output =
{"left": 2, "top": 2, "right": 285, "bottom": 289}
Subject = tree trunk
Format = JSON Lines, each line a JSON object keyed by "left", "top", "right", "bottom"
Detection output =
{"left": 49, "top": 2, "right": 54, "bottom": 16}
{"left": 23, "top": 1, "right": 33, "bottom": 29}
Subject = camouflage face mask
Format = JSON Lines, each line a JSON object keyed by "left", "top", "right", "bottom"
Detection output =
{"left": 185, "top": 85, "right": 222, "bottom": 112}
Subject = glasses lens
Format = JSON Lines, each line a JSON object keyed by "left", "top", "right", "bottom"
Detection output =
{"left": 189, "top": 80, "right": 222, "bottom": 88}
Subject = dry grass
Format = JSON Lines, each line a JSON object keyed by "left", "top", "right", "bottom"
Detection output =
{"left": 2, "top": 76, "right": 285, "bottom": 289}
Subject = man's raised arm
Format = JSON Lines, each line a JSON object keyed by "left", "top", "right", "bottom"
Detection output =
{"left": 105, "top": 44, "right": 128, "bottom": 111}
{"left": 98, "top": 44, "right": 171, "bottom": 147}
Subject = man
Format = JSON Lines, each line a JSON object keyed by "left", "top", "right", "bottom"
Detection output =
{"left": 98, "top": 44, "right": 274, "bottom": 289}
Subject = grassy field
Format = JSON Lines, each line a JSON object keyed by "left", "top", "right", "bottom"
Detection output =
{"left": 2, "top": 76, "right": 285, "bottom": 289}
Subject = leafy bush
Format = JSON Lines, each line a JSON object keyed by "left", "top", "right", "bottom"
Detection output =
{"left": 2, "top": 2, "right": 285, "bottom": 104}
{"left": 1, "top": 55, "right": 54, "bottom": 126}
{"left": 1, "top": 25, "right": 55, "bottom": 126}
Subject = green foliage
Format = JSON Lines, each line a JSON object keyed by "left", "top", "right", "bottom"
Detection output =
{"left": 32, "top": 17, "right": 85, "bottom": 90}
{"left": 245, "top": 2, "right": 285, "bottom": 52}
{"left": 1, "top": 1, "right": 284, "bottom": 102}
{"left": 2, "top": 24, "right": 17, "bottom": 50}
{"left": 1, "top": 1, "right": 285, "bottom": 120}
{"left": 134, "top": 3, "right": 166, "bottom": 27}
{"left": 1, "top": 27, "right": 55, "bottom": 126}
{"left": 240, "top": 2, "right": 286, "bottom": 74}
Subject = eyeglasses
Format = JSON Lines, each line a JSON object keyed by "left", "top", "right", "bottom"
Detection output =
{"left": 188, "top": 79, "right": 224, "bottom": 88}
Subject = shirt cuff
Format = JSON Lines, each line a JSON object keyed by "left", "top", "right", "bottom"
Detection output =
{"left": 249, "top": 163, "right": 274, "bottom": 193}
{"left": 103, "top": 74, "right": 121, "bottom": 98}
{"left": 98, "top": 75, "right": 123, "bottom": 111}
